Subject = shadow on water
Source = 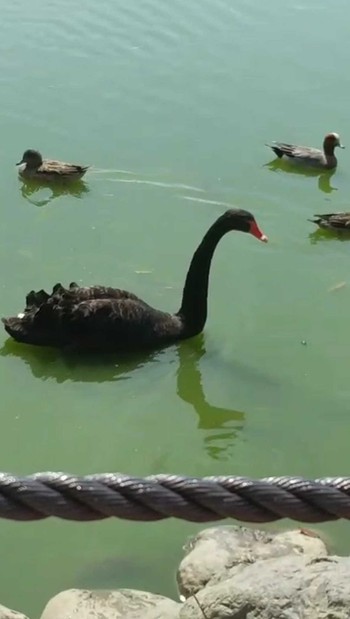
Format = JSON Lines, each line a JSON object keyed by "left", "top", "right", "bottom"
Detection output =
{"left": 176, "top": 336, "right": 246, "bottom": 461}
{"left": 0, "top": 329, "right": 279, "bottom": 387}
{"left": 264, "top": 159, "right": 338, "bottom": 194}
{"left": 308, "top": 228, "right": 350, "bottom": 245}
{"left": 1, "top": 333, "right": 282, "bottom": 460}
{"left": 0, "top": 339, "right": 161, "bottom": 383}
{"left": 19, "top": 178, "right": 90, "bottom": 207}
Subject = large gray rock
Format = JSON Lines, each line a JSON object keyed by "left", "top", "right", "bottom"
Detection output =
{"left": 0, "top": 606, "right": 29, "bottom": 619}
{"left": 177, "top": 525, "right": 327, "bottom": 597}
{"left": 40, "top": 588, "right": 180, "bottom": 619}
{"left": 180, "top": 555, "right": 350, "bottom": 619}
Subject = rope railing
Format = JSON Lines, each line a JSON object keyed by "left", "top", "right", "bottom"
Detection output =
{"left": 0, "top": 472, "right": 349, "bottom": 523}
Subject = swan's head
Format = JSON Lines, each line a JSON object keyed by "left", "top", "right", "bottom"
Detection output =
{"left": 224, "top": 209, "right": 268, "bottom": 242}
{"left": 16, "top": 149, "right": 43, "bottom": 168}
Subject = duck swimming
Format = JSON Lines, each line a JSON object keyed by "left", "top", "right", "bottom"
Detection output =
{"left": 2, "top": 209, "right": 268, "bottom": 352}
{"left": 16, "top": 149, "right": 89, "bottom": 182}
{"left": 308, "top": 212, "right": 350, "bottom": 232}
{"left": 265, "top": 132, "right": 344, "bottom": 169}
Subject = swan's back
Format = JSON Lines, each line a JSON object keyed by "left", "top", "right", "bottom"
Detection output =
{"left": 3, "top": 282, "right": 183, "bottom": 351}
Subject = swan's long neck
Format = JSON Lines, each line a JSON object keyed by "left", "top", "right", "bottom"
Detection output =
{"left": 177, "top": 218, "right": 229, "bottom": 336}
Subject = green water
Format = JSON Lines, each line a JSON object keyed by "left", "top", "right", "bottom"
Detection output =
{"left": 1, "top": 0, "right": 350, "bottom": 615}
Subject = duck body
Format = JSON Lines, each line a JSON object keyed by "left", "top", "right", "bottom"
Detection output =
{"left": 265, "top": 132, "right": 344, "bottom": 170}
{"left": 2, "top": 209, "right": 268, "bottom": 353}
{"left": 308, "top": 212, "right": 350, "bottom": 232}
{"left": 17, "top": 149, "right": 89, "bottom": 182}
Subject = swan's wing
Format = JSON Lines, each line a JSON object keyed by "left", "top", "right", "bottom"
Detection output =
{"left": 4, "top": 284, "right": 181, "bottom": 349}
{"left": 62, "top": 285, "right": 142, "bottom": 302}
{"left": 25, "top": 283, "right": 141, "bottom": 311}
{"left": 33, "top": 296, "right": 179, "bottom": 349}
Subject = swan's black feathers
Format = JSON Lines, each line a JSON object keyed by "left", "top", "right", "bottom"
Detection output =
{"left": 3, "top": 282, "right": 182, "bottom": 351}
{"left": 25, "top": 289, "right": 50, "bottom": 310}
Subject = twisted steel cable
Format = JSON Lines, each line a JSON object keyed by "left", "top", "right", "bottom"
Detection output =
{"left": 0, "top": 473, "right": 349, "bottom": 522}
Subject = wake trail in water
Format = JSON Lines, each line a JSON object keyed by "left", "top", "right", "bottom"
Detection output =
{"left": 90, "top": 168, "right": 139, "bottom": 176}
{"left": 92, "top": 176, "right": 205, "bottom": 192}
{"left": 180, "top": 195, "right": 235, "bottom": 208}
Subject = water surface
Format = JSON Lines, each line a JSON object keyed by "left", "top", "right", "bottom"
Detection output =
{"left": 1, "top": 0, "right": 350, "bottom": 615}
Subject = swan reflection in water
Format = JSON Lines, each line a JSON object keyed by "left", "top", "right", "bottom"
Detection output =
{"left": 0, "top": 338, "right": 157, "bottom": 383}
{"left": 176, "top": 336, "right": 245, "bottom": 460}
{"left": 265, "top": 159, "right": 338, "bottom": 194}
{"left": 19, "top": 178, "right": 89, "bottom": 208}
{"left": 0, "top": 333, "right": 246, "bottom": 460}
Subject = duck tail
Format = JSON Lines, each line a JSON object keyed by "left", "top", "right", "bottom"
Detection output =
{"left": 265, "top": 143, "right": 284, "bottom": 158}
{"left": 312, "top": 213, "right": 334, "bottom": 219}
{"left": 308, "top": 213, "right": 333, "bottom": 223}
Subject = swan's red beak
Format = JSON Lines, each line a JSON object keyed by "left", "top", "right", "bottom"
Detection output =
{"left": 249, "top": 220, "right": 268, "bottom": 242}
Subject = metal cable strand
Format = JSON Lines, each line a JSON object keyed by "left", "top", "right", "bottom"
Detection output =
{"left": 0, "top": 473, "right": 349, "bottom": 522}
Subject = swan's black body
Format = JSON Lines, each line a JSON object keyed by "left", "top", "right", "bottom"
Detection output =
{"left": 2, "top": 209, "right": 267, "bottom": 352}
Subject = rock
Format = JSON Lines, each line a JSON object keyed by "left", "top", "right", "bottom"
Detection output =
{"left": 40, "top": 588, "right": 180, "bottom": 619}
{"left": 0, "top": 606, "right": 29, "bottom": 619}
{"left": 177, "top": 525, "right": 327, "bottom": 597}
{"left": 180, "top": 555, "right": 350, "bottom": 619}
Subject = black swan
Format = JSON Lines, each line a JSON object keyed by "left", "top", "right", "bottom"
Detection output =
{"left": 2, "top": 209, "right": 268, "bottom": 352}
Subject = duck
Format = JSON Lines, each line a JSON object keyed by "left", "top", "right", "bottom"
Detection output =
{"left": 2, "top": 209, "right": 268, "bottom": 352}
{"left": 265, "top": 132, "right": 344, "bottom": 169}
{"left": 16, "top": 149, "right": 89, "bottom": 182}
{"left": 308, "top": 212, "right": 350, "bottom": 232}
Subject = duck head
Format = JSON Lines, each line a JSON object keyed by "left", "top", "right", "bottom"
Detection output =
{"left": 16, "top": 149, "right": 43, "bottom": 168}
{"left": 324, "top": 132, "right": 345, "bottom": 153}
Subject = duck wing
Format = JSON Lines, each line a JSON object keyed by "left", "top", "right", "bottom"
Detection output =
{"left": 266, "top": 141, "right": 322, "bottom": 160}
{"left": 40, "top": 160, "right": 89, "bottom": 177}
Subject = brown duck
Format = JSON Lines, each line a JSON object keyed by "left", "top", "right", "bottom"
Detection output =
{"left": 266, "top": 132, "right": 344, "bottom": 169}
{"left": 309, "top": 212, "right": 350, "bottom": 232}
{"left": 16, "top": 149, "right": 89, "bottom": 182}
